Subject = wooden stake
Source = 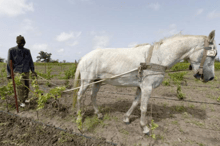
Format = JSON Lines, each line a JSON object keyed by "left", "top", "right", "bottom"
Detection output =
{"left": 10, "top": 60, "right": 19, "bottom": 113}
{"left": 45, "top": 63, "right": 46, "bottom": 73}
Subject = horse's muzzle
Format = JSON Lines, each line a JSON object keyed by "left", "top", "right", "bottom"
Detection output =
{"left": 194, "top": 73, "right": 214, "bottom": 82}
{"left": 193, "top": 73, "right": 201, "bottom": 80}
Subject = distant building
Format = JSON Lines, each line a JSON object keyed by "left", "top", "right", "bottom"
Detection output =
{"left": 0, "top": 57, "right": 5, "bottom": 62}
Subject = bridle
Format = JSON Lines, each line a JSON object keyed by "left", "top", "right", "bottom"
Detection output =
{"left": 137, "top": 38, "right": 217, "bottom": 81}
{"left": 189, "top": 38, "right": 217, "bottom": 79}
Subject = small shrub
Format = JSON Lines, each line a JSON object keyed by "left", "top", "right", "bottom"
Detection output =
{"left": 150, "top": 120, "right": 159, "bottom": 139}
{"left": 169, "top": 63, "right": 190, "bottom": 71}
{"left": 162, "top": 79, "right": 170, "bottom": 86}
{"left": 177, "top": 85, "right": 186, "bottom": 100}
{"left": 168, "top": 71, "right": 188, "bottom": 84}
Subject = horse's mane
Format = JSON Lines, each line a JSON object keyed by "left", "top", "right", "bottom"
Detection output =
{"left": 134, "top": 43, "right": 150, "bottom": 48}
{"left": 134, "top": 32, "right": 207, "bottom": 48}
{"left": 154, "top": 32, "right": 207, "bottom": 46}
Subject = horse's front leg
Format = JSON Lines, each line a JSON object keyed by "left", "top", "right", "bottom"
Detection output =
{"left": 123, "top": 87, "right": 141, "bottom": 124}
{"left": 139, "top": 86, "right": 152, "bottom": 135}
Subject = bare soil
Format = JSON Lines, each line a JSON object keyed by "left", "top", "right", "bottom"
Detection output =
{"left": 0, "top": 65, "right": 220, "bottom": 146}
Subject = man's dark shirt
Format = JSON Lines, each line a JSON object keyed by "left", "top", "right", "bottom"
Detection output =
{"left": 7, "top": 46, "right": 35, "bottom": 77}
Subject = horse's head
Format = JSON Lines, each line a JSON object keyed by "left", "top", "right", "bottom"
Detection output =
{"left": 188, "top": 30, "right": 217, "bottom": 82}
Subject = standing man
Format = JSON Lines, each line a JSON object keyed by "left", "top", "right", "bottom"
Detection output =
{"left": 7, "top": 35, "right": 37, "bottom": 107}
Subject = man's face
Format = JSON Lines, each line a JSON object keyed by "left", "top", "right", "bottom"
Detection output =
{"left": 18, "top": 43, "right": 25, "bottom": 48}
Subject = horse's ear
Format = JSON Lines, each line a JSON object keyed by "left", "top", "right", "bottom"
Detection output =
{"left": 208, "top": 30, "right": 215, "bottom": 43}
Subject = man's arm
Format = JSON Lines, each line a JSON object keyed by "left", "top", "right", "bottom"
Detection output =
{"left": 6, "top": 49, "right": 12, "bottom": 78}
{"left": 29, "top": 50, "right": 35, "bottom": 72}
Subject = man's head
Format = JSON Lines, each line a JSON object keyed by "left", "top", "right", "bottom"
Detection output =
{"left": 16, "top": 35, "right": 26, "bottom": 48}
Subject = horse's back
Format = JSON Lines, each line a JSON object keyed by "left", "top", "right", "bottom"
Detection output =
{"left": 78, "top": 46, "right": 151, "bottom": 80}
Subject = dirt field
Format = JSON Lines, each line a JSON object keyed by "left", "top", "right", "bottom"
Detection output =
{"left": 0, "top": 64, "right": 220, "bottom": 146}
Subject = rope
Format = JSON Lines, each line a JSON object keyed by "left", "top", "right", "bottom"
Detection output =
{"left": 62, "top": 68, "right": 139, "bottom": 93}
{"left": 38, "top": 75, "right": 57, "bottom": 86}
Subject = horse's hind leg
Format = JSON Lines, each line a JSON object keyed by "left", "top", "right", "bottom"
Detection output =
{"left": 91, "top": 82, "right": 103, "bottom": 119}
{"left": 123, "top": 87, "right": 141, "bottom": 124}
{"left": 77, "top": 81, "right": 89, "bottom": 119}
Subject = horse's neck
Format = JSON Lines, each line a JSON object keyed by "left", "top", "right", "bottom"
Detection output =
{"left": 151, "top": 37, "right": 204, "bottom": 68}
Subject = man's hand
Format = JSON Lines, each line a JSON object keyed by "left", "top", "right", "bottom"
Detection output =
{"left": 31, "top": 71, "right": 37, "bottom": 79}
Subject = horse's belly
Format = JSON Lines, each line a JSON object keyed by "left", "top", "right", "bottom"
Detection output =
{"left": 103, "top": 75, "right": 140, "bottom": 87}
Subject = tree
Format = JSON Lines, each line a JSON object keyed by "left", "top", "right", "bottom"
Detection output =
{"left": 36, "top": 51, "right": 52, "bottom": 62}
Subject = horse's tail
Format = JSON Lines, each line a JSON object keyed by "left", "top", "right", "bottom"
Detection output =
{"left": 73, "top": 66, "right": 80, "bottom": 108}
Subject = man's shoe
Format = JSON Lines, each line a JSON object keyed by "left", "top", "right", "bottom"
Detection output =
{"left": 20, "top": 103, "right": 25, "bottom": 107}
{"left": 25, "top": 99, "right": 30, "bottom": 103}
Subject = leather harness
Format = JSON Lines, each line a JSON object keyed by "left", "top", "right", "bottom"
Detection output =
{"left": 194, "top": 38, "right": 216, "bottom": 76}
{"left": 137, "top": 45, "right": 167, "bottom": 81}
{"left": 138, "top": 38, "right": 217, "bottom": 81}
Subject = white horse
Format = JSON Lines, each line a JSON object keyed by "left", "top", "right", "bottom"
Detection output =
{"left": 73, "top": 30, "right": 217, "bottom": 134}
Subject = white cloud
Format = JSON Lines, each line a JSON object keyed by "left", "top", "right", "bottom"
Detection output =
{"left": 128, "top": 42, "right": 138, "bottom": 48}
{"left": 68, "top": 0, "right": 91, "bottom": 4}
{"left": 68, "top": 41, "right": 78, "bottom": 47}
{"left": 169, "top": 24, "right": 176, "bottom": 29}
{"left": 21, "top": 19, "right": 41, "bottom": 35}
{"left": 148, "top": 2, "right": 160, "bottom": 11}
{"left": 31, "top": 44, "right": 49, "bottom": 51}
{"left": 56, "top": 31, "right": 81, "bottom": 42}
{"left": 0, "top": 0, "right": 34, "bottom": 17}
{"left": 57, "top": 48, "right": 64, "bottom": 53}
{"left": 90, "top": 30, "right": 106, "bottom": 35}
{"left": 10, "top": 19, "right": 41, "bottom": 36}
{"left": 195, "top": 8, "right": 203, "bottom": 16}
{"left": 157, "top": 24, "right": 180, "bottom": 38}
{"left": 207, "top": 10, "right": 220, "bottom": 19}
{"left": 93, "top": 35, "right": 110, "bottom": 49}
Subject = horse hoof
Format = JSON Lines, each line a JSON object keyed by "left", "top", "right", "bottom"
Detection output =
{"left": 98, "top": 114, "right": 103, "bottom": 120}
{"left": 125, "top": 122, "right": 130, "bottom": 125}
{"left": 144, "top": 132, "right": 150, "bottom": 136}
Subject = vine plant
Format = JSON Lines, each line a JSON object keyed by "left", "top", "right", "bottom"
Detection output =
{"left": 150, "top": 119, "right": 159, "bottom": 139}
{"left": 36, "top": 66, "right": 56, "bottom": 87}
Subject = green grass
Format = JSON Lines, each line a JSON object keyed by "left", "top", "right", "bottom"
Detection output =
{"left": 163, "top": 102, "right": 168, "bottom": 107}
{"left": 168, "top": 62, "right": 190, "bottom": 71}
{"left": 168, "top": 71, "right": 188, "bottom": 83}
{"left": 182, "top": 112, "right": 189, "bottom": 118}
{"left": 173, "top": 105, "right": 186, "bottom": 112}
{"left": 0, "top": 122, "right": 8, "bottom": 126}
{"left": 186, "top": 120, "right": 205, "bottom": 127}
{"left": 179, "top": 127, "right": 184, "bottom": 133}
{"left": 84, "top": 115, "right": 109, "bottom": 132}
{"left": 188, "top": 104, "right": 195, "bottom": 109}
{"left": 112, "top": 116, "right": 119, "bottom": 122}
{"left": 162, "top": 79, "right": 170, "bottom": 86}
{"left": 217, "top": 96, "right": 220, "bottom": 102}
{"left": 119, "top": 129, "right": 129, "bottom": 135}
{"left": 171, "top": 120, "right": 179, "bottom": 125}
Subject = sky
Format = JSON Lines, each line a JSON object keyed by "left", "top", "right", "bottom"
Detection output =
{"left": 0, "top": 0, "right": 220, "bottom": 62}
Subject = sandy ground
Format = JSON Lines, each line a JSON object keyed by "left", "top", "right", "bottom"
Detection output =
{"left": 0, "top": 64, "right": 220, "bottom": 146}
